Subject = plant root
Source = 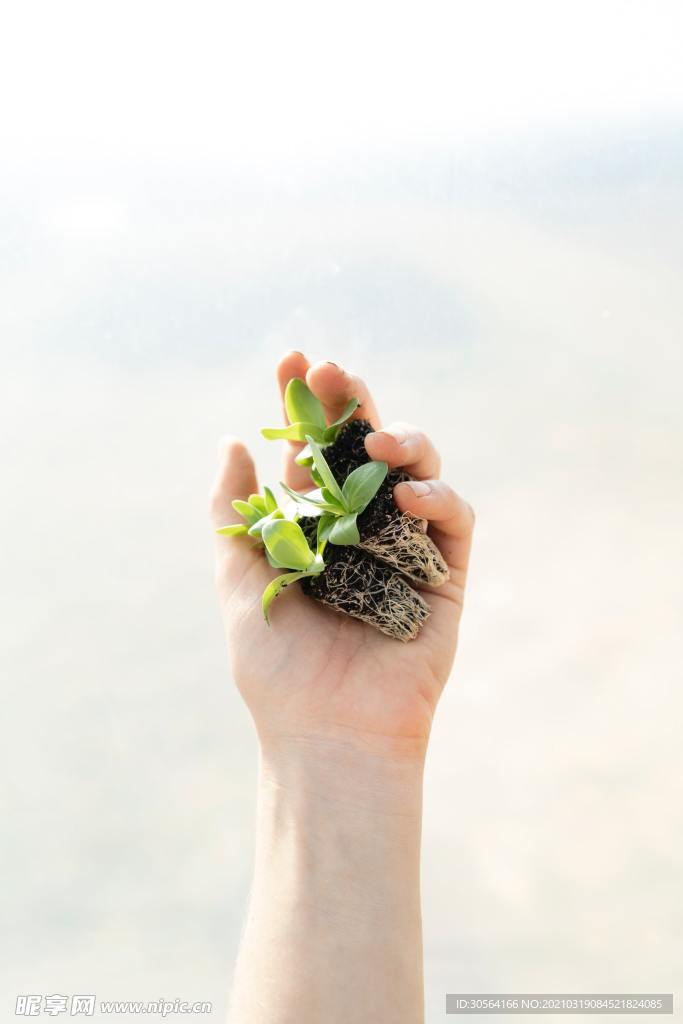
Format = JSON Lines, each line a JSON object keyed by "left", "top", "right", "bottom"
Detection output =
{"left": 301, "top": 544, "right": 431, "bottom": 642}
{"left": 358, "top": 511, "right": 449, "bottom": 586}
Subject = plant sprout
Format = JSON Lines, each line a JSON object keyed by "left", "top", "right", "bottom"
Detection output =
{"left": 217, "top": 488, "right": 301, "bottom": 572}
{"left": 213, "top": 379, "right": 444, "bottom": 640}
{"left": 216, "top": 487, "right": 284, "bottom": 542}
{"left": 217, "top": 490, "right": 326, "bottom": 620}
{"left": 261, "top": 377, "right": 359, "bottom": 465}
{"left": 260, "top": 519, "right": 326, "bottom": 622}
{"left": 280, "top": 435, "right": 388, "bottom": 546}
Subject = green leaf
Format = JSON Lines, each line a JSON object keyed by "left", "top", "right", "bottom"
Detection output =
{"left": 215, "top": 523, "right": 248, "bottom": 536}
{"left": 248, "top": 494, "right": 268, "bottom": 515}
{"left": 306, "top": 436, "right": 345, "bottom": 506}
{"left": 310, "top": 465, "right": 324, "bottom": 488}
{"left": 261, "top": 422, "right": 324, "bottom": 442}
{"left": 294, "top": 443, "right": 314, "bottom": 466}
{"left": 329, "top": 513, "right": 360, "bottom": 545}
{"left": 265, "top": 547, "right": 293, "bottom": 569}
{"left": 341, "top": 460, "right": 388, "bottom": 512}
{"left": 279, "top": 482, "right": 341, "bottom": 514}
{"left": 262, "top": 519, "right": 316, "bottom": 571}
{"left": 247, "top": 508, "right": 284, "bottom": 537}
{"left": 232, "top": 499, "right": 262, "bottom": 526}
{"left": 279, "top": 481, "right": 323, "bottom": 506}
{"left": 320, "top": 487, "right": 344, "bottom": 510}
{"left": 327, "top": 397, "right": 360, "bottom": 431}
{"left": 262, "top": 570, "right": 310, "bottom": 622}
{"left": 284, "top": 377, "right": 326, "bottom": 430}
{"left": 263, "top": 486, "right": 278, "bottom": 513}
{"left": 316, "top": 513, "right": 335, "bottom": 555}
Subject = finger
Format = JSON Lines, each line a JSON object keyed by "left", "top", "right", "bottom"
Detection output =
{"left": 393, "top": 479, "right": 475, "bottom": 577}
{"left": 305, "top": 360, "right": 382, "bottom": 430}
{"left": 364, "top": 421, "right": 441, "bottom": 479}
{"left": 209, "top": 436, "right": 264, "bottom": 583}
{"left": 276, "top": 350, "right": 314, "bottom": 490}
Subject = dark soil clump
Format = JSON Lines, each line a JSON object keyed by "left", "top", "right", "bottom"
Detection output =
{"left": 323, "top": 419, "right": 449, "bottom": 586}
{"left": 323, "top": 418, "right": 374, "bottom": 480}
{"left": 325, "top": 419, "right": 407, "bottom": 539}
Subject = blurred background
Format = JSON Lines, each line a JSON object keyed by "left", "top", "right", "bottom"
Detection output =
{"left": 1, "top": 2, "right": 682, "bottom": 1020}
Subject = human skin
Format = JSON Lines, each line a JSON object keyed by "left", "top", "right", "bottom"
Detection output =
{"left": 210, "top": 352, "right": 475, "bottom": 1023}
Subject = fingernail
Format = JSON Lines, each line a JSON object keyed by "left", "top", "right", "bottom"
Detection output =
{"left": 404, "top": 480, "right": 432, "bottom": 497}
{"left": 369, "top": 428, "right": 407, "bottom": 448}
{"left": 326, "top": 360, "right": 339, "bottom": 368}
{"left": 385, "top": 427, "right": 408, "bottom": 444}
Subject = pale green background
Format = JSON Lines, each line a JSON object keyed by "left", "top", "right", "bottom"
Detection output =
{"left": 2, "top": 2, "right": 682, "bottom": 1021}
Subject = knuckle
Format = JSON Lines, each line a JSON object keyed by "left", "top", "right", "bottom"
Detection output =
{"left": 348, "top": 371, "right": 371, "bottom": 399}
{"left": 438, "top": 483, "right": 475, "bottom": 530}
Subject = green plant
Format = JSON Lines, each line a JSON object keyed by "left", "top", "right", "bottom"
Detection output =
{"left": 261, "top": 377, "right": 359, "bottom": 465}
{"left": 216, "top": 487, "right": 285, "bottom": 544}
{"left": 216, "top": 490, "right": 325, "bottom": 620}
{"left": 260, "top": 519, "right": 326, "bottom": 621}
{"left": 280, "top": 435, "right": 387, "bottom": 546}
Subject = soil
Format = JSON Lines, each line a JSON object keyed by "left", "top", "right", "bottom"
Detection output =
{"left": 322, "top": 418, "right": 374, "bottom": 479}
{"left": 322, "top": 419, "right": 408, "bottom": 541}
{"left": 323, "top": 419, "right": 449, "bottom": 586}
{"left": 294, "top": 418, "right": 448, "bottom": 639}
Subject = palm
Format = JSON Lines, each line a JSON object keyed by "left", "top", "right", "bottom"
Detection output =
{"left": 218, "top": 550, "right": 463, "bottom": 751}
{"left": 212, "top": 354, "right": 473, "bottom": 757}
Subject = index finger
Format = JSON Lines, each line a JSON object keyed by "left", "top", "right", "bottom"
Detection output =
{"left": 305, "top": 360, "right": 382, "bottom": 430}
{"left": 276, "top": 350, "right": 314, "bottom": 490}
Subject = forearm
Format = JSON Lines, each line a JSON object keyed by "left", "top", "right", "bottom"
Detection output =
{"left": 228, "top": 736, "right": 426, "bottom": 1024}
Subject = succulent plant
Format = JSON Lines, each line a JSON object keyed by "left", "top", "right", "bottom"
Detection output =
{"left": 279, "top": 435, "right": 388, "bottom": 546}
{"left": 261, "top": 377, "right": 359, "bottom": 465}
{"left": 217, "top": 376, "right": 446, "bottom": 637}
{"left": 259, "top": 519, "right": 326, "bottom": 622}
{"left": 215, "top": 487, "right": 285, "bottom": 546}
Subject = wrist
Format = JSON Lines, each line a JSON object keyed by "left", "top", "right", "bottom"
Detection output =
{"left": 258, "top": 733, "right": 425, "bottom": 816}
{"left": 253, "top": 736, "right": 424, "bottom": 927}
{"left": 232, "top": 736, "right": 426, "bottom": 1022}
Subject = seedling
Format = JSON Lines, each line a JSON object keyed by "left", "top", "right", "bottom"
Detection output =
{"left": 280, "top": 435, "right": 388, "bottom": 546}
{"left": 217, "top": 490, "right": 326, "bottom": 619}
{"left": 216, "top": 487, "right": 284, "bottom": 542}
{"left": 261, "top": 377, "right": 359, "bottom": 465}
{"left": 313, "top": 418, "right": 450, "bottom": 587}
{"left": 260, "top": 519, "right": 325, "bottom": 622}
{"left": 214, "top": 377, "right": 449, "bottom": 640}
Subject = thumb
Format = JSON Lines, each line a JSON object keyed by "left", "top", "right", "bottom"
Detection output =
{"left": 210, "top": 436, "right": 263, "bottom": 584}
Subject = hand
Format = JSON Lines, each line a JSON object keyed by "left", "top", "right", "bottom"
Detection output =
{"left": 210, "top": 352, "right": 475, "bottom": 762}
